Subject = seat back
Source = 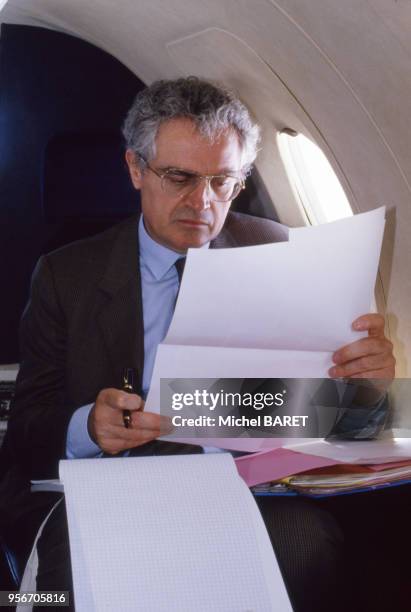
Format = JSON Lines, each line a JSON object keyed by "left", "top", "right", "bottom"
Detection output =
{"left": 0, "top": 534, "right": 20, "bottom": 589}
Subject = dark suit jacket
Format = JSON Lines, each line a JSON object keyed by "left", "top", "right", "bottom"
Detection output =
{"left": 0, "top": 211, "right": 288, "bottom": 527}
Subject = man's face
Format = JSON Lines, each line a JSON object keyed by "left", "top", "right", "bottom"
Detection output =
{"left": 125, "top": 118, "right": 245, "bottom": 253}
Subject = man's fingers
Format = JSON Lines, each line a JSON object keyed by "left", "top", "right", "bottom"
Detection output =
{"left": 98, "top": 388, "right": 145, "bottom": 411}
{"left": 332, "top": 313, "right": 396, "bottom": 381}
{"left": 101, "top": 411, "right": 172, "bottom": 435}
{"left": 352, "top": 313, "right": 385, "bottom": 336}
{"left": 100, "top": 417, "right": 174, "bottom": 451}
{"left": 130, "top": 412, "right": 172, "bottom": 433}
{"left": 329, "top": 353, "right": 395, "bottom": 378}
{"left": 332, "top": 337, "right": 393, "bottom": 365}
{"left": 92, "top": 389, "right": 174, "bottom": 455}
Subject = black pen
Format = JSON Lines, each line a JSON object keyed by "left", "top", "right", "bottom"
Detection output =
{"left": 121, "top": 368, "right": 142, "bottom": 429}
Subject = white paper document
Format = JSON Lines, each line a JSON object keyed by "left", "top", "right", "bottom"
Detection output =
{"left": 145, "top": 208, "right": 385, "bottom": 424}
{"left": 166, "top": 207, "right": 384, "bottom": 353}
{"left": 60, "top": 454, "right": 291, "bottom": 612}
{"left": 285, "top": 435, "right": 411, "bottom": 464}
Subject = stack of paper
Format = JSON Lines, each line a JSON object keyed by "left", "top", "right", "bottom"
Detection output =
{"left": 285, "top": 436, "right": 411, "bottom": 464}
{"left": 238, "top": 436, "right": 411, "bottom": 494}
{"left": 60, "top": 454, "right": 292, "bottom": 612}
{"left": 284, "top": 461, "right": 411, "bottom": 496}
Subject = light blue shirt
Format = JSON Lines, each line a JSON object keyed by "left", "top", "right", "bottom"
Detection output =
{"left": 66, "top": 216, "right": 200, "bottom": 458}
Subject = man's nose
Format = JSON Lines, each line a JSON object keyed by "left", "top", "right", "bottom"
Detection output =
{"left": 186, "top": 177, "right": 211, "bottom": 210}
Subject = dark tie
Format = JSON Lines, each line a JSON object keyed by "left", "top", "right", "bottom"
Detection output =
{"left": 174, "top": 257, "right": 186, "bottom": 285}
{"left": 174, "top": 257, "right": 186, "bottom": 306}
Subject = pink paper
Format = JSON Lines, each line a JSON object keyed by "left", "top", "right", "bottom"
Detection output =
{"left": 204, "top": 437, "right": 301, "bottom": 452}
{"left": 166, "top": 436, "right": 288, "bottom": 452}
{"left": 235, "top": 448, "right": 340, "bottom": 487}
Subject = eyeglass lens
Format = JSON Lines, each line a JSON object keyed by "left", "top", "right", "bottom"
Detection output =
{"left": 161, "top": 172, "right": 242, "bottom": 201}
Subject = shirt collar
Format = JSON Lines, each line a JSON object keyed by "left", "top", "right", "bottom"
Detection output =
{"left": 138, "top": 215, "right": 183, "bottom": 280}
{"left": 138, "top": 215, "right": 210, "bottom": 280}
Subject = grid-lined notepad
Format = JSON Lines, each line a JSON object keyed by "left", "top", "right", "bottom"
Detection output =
{"left": 60, "top": 454, "right": 291, "bottom": 611}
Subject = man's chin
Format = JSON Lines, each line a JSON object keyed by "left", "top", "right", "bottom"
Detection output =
{"left": 174, "top": 226, "right": 212, "bottom": 250}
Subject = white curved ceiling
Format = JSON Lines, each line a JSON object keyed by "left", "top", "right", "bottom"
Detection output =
{"left": 2, "top": 1, "right": 410, "bottom": 198}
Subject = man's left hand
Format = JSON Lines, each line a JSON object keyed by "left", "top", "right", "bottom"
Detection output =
{"left": 329, "top": 313, "right": 396, "bottom": 383}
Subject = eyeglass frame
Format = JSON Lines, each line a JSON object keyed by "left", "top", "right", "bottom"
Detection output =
{"left": 134, "top": 154, "right": 246, "bottom": 202}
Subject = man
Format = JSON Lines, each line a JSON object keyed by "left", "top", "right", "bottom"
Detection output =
{"left": 0, "top": 77, "right": 395, "bottom": 610}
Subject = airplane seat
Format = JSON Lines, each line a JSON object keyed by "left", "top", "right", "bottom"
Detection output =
{"left": 0, "top": 22, "right": 143, "bottom": 365}
{"left": 41, "top": 130, "right": 140, "bottom": 252}
{"left": 0, "top": 533, "right": 21, "bottom": 590}
{"left": 0, "top": 129, "right": 141, "bottom": 590}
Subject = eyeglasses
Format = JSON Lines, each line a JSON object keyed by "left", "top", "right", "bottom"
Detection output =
{"left": 137, "top": 156, "right": 245, "bottom": 202}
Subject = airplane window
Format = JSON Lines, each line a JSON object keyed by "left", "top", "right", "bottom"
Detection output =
{"left": 278, "top": 129, "right": 353, "bottom": 225}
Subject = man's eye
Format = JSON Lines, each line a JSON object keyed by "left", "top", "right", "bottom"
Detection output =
{"left": 167, "top": 172, "right": 193, "bottom": 184}
{"left": 213, "top": 177, "right": 231, "bottom": 187}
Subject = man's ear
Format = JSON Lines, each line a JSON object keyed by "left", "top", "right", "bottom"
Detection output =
{"left": 125, "top": 149, "right": 143, "bottom": 190}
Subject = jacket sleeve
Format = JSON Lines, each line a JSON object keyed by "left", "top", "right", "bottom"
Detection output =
{"left": 327, "top": 380, "right": 390, "bottom": 440}
{"left": 7, "top": 255, "right": 73, "bottom": 480}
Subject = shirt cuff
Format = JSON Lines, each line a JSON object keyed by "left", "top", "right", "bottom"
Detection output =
{"left": 66, "top": 403, "right": 103, "bottom": 459}
{"left": 327, "top": 393, "right": 389, "bottom": 440}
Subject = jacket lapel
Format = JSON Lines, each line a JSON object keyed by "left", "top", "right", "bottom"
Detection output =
{"left": 94, "top": 211, "right": 236, "bottom": 391}
{"left": 210, "top": 212, "right": 239, "bottom": 249}
{"left": 96, "top": 215, "right": 145, "bottom": 390}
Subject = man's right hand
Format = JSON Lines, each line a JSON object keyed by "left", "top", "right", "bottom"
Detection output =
{"left": 87, "top": 388, "right": 173, "bottom": 455}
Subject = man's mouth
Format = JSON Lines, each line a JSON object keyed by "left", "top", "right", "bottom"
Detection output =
{"left": 177, "top": 219, "right": 210, "bottom": 227}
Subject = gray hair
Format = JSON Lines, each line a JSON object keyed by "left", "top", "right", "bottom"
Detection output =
{"left": 122, "top": 76, "right": 260, "bottom": 174}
